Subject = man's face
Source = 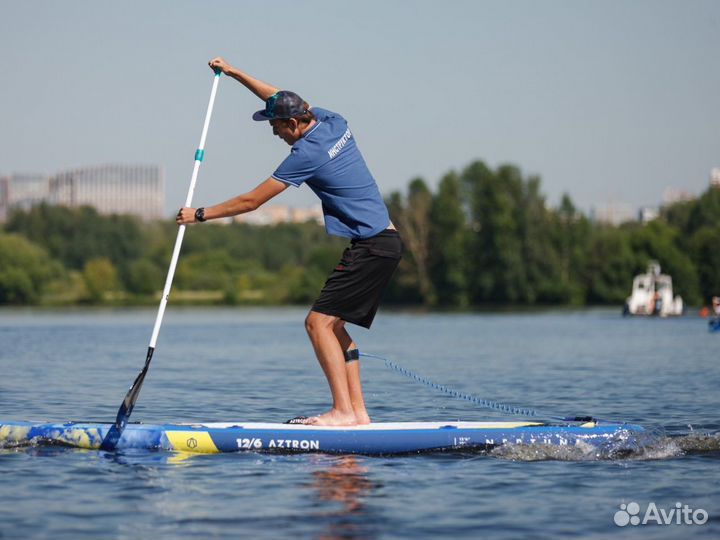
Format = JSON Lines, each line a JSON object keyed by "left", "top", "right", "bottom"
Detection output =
{"left": 270, "top": 119, "right": 299, "bottom": 145}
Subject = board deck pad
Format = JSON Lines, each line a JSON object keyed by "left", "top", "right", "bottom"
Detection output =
{"left": 0, "top": 420, "right": 644, "bottom": 455}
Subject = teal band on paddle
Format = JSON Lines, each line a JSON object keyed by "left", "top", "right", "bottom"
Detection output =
{"left": 213, "top": 68, "right": 222, "bottom": 76}
{"left": 195, "top": 149, "right": 205, "bottom": 161}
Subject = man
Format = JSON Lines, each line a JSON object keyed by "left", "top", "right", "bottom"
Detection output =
{"left": 177, "top": 57, "right": 402, "bottom": 426}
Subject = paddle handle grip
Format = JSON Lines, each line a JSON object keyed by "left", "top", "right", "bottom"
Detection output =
{"left": 150, "top": 72, "right": 221, "bottom": 348}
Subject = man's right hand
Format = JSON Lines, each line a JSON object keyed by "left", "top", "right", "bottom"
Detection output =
{"left": 209, "top": 57, "right": 232, "bottom": 75}
{"left": 208, "top": 57, "right": 279, "bottom": 101}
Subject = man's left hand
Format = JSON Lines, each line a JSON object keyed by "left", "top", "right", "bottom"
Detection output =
{"left": 176, "top": 207, "right": 197, "bottom": 224}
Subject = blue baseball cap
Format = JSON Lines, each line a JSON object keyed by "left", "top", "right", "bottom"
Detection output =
{"left": 252, "top": 90, "right": 308, "bottom": 121}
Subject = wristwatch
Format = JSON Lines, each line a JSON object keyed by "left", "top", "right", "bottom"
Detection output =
{"left": 194, "top": 207, "right": 207, "bottom": 222}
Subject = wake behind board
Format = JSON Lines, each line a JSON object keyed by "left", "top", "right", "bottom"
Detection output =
{"left": 0, "top": 420, "right": 643, "bottom": 455}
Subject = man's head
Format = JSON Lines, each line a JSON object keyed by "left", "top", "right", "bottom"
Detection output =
{"left": 253, "top": 90, "right": 315, "bottom": 145}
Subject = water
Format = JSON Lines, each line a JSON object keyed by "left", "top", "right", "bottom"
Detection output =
{"left": 1, "top": 307, "right": 718, "bottom": 539}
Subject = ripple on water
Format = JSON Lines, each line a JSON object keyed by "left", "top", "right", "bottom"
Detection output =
{"left": 489, "top": 431, "right": 720, "bottom": 461}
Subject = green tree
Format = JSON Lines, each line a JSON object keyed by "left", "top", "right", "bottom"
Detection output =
{"left": 126, "top": 259, "right": 164, "bottom": 296}
{"left": 463, "top": 161, "right": 526, "bottom": 303}
{"left": 662, "top": 199, "right": 694, "bottom": 236}
{"left": 687, "top": 187, "right": 720, "bottom": 233}
{"left": 285, "top": 245, "right": 343, "bottom": 304}
{"left": 689, "top": 225, "right": 720, "bottom": 300}
{"left": 82, "top": 257, "right": 120, "bottom": 302}
{"left": 518, "top": 174, "right": 563, "bottom": 303}
{"left": 175, "top": 250, "right": 239, "bottom": 291}
{"left": 0, "top": 233, "right": 62, "bottom": 304}
{"left": 429, "top": 171, "right": 469, "bottom": 306}
{"left": 6, "top": 204, "right": 144, "bottom": 281}
{"left": 583, "top": 227, "right": 636, "bottom": 304}
{"left": 545, "top": 194, "right": 590, "bottom": 304}
{"left": 387, "top": 178, "right": 435, "bottom": 305}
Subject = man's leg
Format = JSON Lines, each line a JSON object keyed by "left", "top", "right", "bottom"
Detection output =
{"left": 333, "top": 320, "right": 371, "bottom": 424}
{"left": 304, "top": 310, "right": 357, "bottom": 426}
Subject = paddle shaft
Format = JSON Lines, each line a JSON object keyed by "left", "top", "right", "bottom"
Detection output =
{"left": 101, "top": 71, "right": 222, "bottom": 450}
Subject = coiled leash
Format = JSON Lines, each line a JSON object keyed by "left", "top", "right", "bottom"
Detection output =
{"left": 357, "top": 351, "right": 596, "bottom": 423}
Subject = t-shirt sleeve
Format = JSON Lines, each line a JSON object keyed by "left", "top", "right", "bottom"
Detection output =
{"left": 271, "top": 146, "right": 317, "bottom": 187}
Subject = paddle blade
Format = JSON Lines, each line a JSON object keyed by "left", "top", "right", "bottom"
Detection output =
{"left": 100, "top": 347, "right": 154, "bottom": 450}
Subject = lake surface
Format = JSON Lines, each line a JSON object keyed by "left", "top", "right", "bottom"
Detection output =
{"left": 1, "top": 307, "right": 718, "bottom": 539}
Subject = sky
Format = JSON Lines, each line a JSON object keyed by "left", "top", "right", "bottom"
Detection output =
{"left": 1, "top": 0, "right": 719, "bottom": 217}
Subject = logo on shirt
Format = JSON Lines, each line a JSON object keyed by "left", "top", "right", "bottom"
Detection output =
{"left": 328, "top": 128, "right": 352, "bottom": 159}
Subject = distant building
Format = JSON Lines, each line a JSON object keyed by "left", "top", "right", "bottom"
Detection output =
{"left": 234, "top": 205, "right": 292, "bottom": 226}
{"left": 591, "top": 201, "right": 635, "bottom": 225}
{"left": 638, "top": 206, "right": 659, "bottom": 223}
{"left": 234, "top": 204, "right": 324, "bottom": 226}
{"left": 662, "top": 187, "right": 694, "bottom": 205}
{"left": 0, "top": 173, "right": 50, "bottom": 222}
{"left": 49, "top": 164, "right": 164, "bottom": 220}
{"left": 711, "top": 168, "right": 720, "bottom": 188}
{"left": 289, "top": 206, "right": 324, "bottom": 225}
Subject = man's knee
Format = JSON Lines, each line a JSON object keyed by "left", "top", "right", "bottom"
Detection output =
{"left": 305, "top": 311, "right": 338, "bottom": 336}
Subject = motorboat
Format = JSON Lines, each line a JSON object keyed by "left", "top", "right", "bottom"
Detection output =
{"left": 623, "top": 261, "right": 684, "bottom": 317}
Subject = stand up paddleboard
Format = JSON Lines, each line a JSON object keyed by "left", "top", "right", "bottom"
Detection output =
{"left": 0, "top": 420, "right": 643, "bottom": 455}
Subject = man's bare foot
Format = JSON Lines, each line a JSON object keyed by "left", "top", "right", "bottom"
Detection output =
{"left": 354, "top": 410, "right": 371, "bottom": 425}
{"left": 305, "top": 409, "right": 357, "bottom": 426}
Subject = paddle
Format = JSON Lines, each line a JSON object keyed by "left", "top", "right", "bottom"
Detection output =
{"left": 100, "top": 69, "right": 222, "bottom": 451}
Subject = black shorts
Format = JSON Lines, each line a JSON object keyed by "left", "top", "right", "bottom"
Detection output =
{"left": 311, "top": 230, "right": 403, "bottom": 329}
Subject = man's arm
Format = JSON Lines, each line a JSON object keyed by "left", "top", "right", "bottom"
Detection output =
{"left": 176, "top": 178, "right": 289, "bottom": 224}
{"left": 209, "top": 57, "right": 279, "bottom": 101}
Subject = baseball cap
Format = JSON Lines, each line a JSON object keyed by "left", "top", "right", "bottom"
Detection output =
{"left": 253, "top": 90, "right": 308, "bottom": 121}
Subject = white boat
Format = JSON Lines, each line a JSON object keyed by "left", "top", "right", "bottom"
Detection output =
{"left": 623, "top": 261, "right": 683, "bottom": 317}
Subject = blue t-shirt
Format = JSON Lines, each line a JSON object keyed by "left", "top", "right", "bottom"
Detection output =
{"left": 271, "top": 107, "right": 390, "bottom": 239}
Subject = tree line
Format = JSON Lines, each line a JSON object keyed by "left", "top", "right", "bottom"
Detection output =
{"left": 1, "top": 159, "right": 718, "bottom": 307}
{"left": 386, "top": 161, "right": 719, "bottom": 307}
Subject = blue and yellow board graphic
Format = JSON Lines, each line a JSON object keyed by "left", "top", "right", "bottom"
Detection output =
{"left": 0, "top": 420, "right": 644, "bottom": 455}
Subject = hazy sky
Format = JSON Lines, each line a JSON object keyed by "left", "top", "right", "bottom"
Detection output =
{"left": 1, "top": 1, "right": 718, "bottom": 216}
